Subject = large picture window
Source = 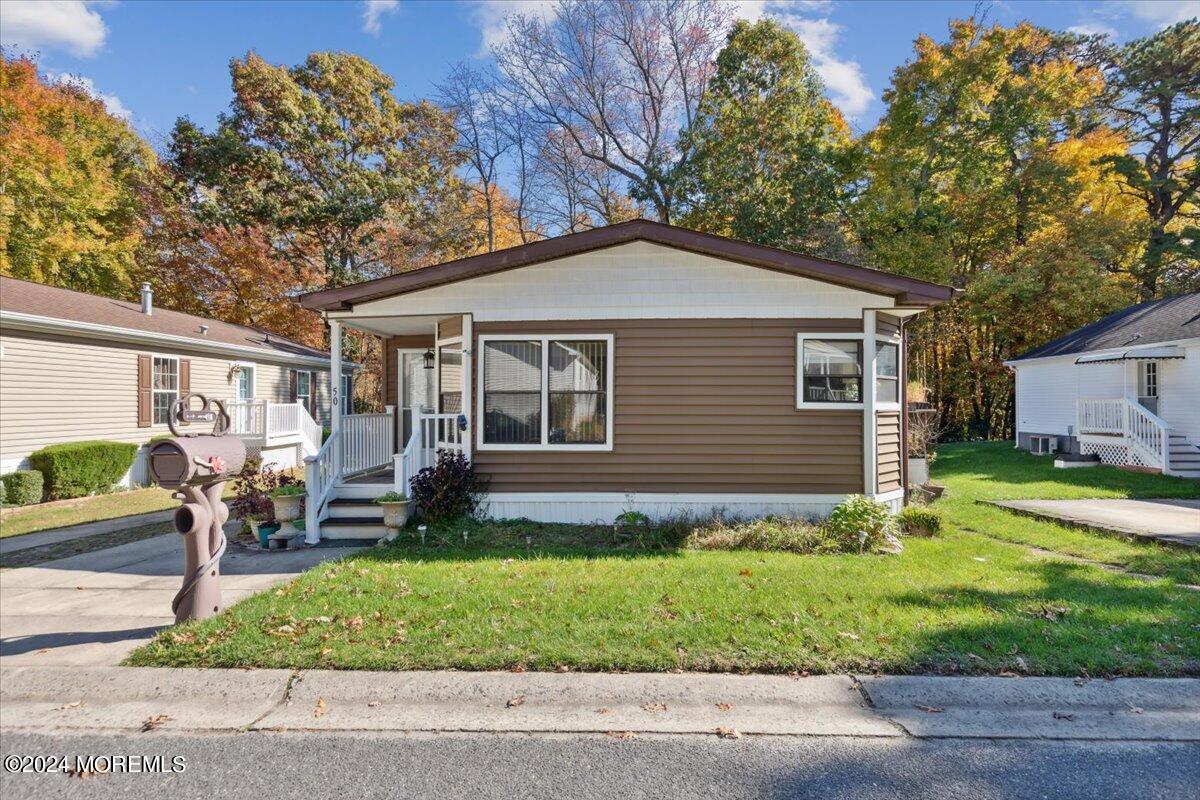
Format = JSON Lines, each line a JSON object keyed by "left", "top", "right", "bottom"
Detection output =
{"left": 479, "top": 334, "right": 613, "bottom": 450}
{"left": 152, "top": 356, "right": 178, "bottom": 425}
{"left": 798, "top": 338, "right": 862, "bottom": 405}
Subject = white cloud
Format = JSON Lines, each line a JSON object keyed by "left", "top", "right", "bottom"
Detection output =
{"left": 468, "top": 1, "right": 556, "bottom": 55}
{"left": 50, "top": 72, "right": 131, "bottom": 120}
{"left": 1115, "top": 0, "right": 1200, "bottom": 27}
{"left": 361, "top": 0, "right": 399, "bottom": 36}
{"left": 776, "top": 14, "right": 874, "bottom": 119}
{"left": 0, "top": 0, "right": 107, "bottom": 57}
{"left": 1067, "top": 22, "right": 1119, "bottom": 39}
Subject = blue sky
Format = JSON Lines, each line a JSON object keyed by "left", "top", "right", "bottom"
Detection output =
{"left": 3, "top": 0, "right": 1197, "bottom": 144}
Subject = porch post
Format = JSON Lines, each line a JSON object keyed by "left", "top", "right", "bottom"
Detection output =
{"left": 863, "top": 310, "right": 877, "bottom": 496}
{"left": 461, "top": 314, "right": 473, "bottom": 461}
{"left": 330, "top": 319, "right": 342, "bottom": 479}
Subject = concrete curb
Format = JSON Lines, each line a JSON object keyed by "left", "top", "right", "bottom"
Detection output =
{"left": 2, "top": 666, "right": 1198, "bottom": 741}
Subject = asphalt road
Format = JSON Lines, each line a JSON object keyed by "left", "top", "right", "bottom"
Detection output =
{"left": 2, "top": 730, "right": 1197, "bottom": 800}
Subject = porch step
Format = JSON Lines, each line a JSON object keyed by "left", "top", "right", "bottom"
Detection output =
{"left": 333, "top": 483, "right": 393, "bottom": 500}
{"left": 327, "top": 499, "right": 384, "bottom": 520}
{"left": 320, "top": 517, "right": 392, "bottom": 539}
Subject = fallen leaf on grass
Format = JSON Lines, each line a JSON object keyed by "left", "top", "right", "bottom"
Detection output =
{"left": 606, "top": 730, "right": 636, "bottom": 740}
{"left": 314, "top": 698, "right": 327, "bottom": 718}
{"left": 641, "top": 702, "right": 668, "bottom": 713}
{"left": 714, "top": 727, "right": 742, "bottom": 739}
{"left": 506, "top": 695, "right": 526, "bottom": 708}
{"left": 141, "top": 714, "right": 172, "bottom": 732}
{"left": 715, "top": 703, "right": 733, "bottom": 712}
{"left": 837, "top": 632, "right": 861, "bottom": 641}
{"left": 1053, "top": 711, "right": 1074, "bottom": 721}
{"left": 914, "top": 705, "right": 944, "bottom": 713}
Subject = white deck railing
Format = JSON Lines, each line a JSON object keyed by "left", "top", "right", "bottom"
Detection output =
{"left": 340, "top": 406, "right": 395, "bottom": 476}
{"left": 226, "top": 400, "right": 321, "bottom": 456}
{"left": 1077, "top": 398, "right": 1169, "bottom": 470}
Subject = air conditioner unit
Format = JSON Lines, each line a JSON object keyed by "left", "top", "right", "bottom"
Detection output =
{"left": 1030, "top": 435, "right": 1058, "bottom": 455}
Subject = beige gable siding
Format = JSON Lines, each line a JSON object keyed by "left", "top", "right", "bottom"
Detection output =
{"left": 0, "top": 329, "right": 337, "bottom": 478}
{"left": 471, "top": 318, "right": 864, "bottom": 494}
{"left": 876, "top": 411, "right": 903, "bottom": 493}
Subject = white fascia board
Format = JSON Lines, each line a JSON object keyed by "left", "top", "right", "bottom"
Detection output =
{"left": 0, "top": 310, "right": 357, "bottom": 371}
{"left": 1004, "top": 337, "right": 1200, "bottom": 368}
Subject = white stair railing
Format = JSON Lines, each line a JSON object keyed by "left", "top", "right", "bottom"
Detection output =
{"left": 1077, "top": 399, "right": 1125, "bottom": 434}
{"left": 304, "top": 429, "right": 340, "bottom": 545}
{"left": 340, "top": 406, "right": 395, "bottom": 476}
{"left": 393, "top": 409, "right": 464, "bottom": 495}
{"left": 297, "top": 405, "right": 323, "bottom": 457}
{"left": 1125, "top": 400, "right": 1168, "bottom": 470}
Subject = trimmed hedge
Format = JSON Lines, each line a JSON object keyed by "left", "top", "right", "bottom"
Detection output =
{"left": 30, "top": 441, "right": 138, "bottom": 500}
{"left": 2, "top": 469, "right": 44, "bottom": 506}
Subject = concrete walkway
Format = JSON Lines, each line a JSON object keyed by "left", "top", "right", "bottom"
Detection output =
{"left": 1, "top": 666, "right": 1197, "bottom": 741}
{"left": 0, "top": 529, "right": 362, "bottom": 666}
{"left": 993, "top": 498, "right": 1200, "bottom": 547}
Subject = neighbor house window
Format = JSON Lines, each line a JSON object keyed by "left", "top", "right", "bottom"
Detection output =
{"left": 798, "top": 338, "right": 862, "bottom": 405}
{"left": 235, "top": 363, "right": 256, "bottom": 401}
{"left": 875, "top": 341, "right": 900, "bottom": 404}
{"left": 479, "top": 335, "right": 613, "bottom": 450}
{"left": 295, "top": 370, "right": 312, "bottom": 411}
{"left": 152, "top": 356, "right": 178, "bottom": 425}
{"left": 341, "top": 373, "right": 354, "bottom": 415}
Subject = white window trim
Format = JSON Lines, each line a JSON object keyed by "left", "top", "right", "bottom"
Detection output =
{"left": 476, "top": 333, "right": 615, "bottom": 452}
{"left": 151, "top": 354, "right": 180, "bottom": 427}
{"left": 874, "top": 336, "right": 903, "bottom": 412}
{"left": 233, "top": 360, "right": 257, "bottom": 400}
{"left": 796, "top": 334, "right": 867, "bottom": 410}
{"left": 295, "top": 369, "right": 314, "bottom": 408}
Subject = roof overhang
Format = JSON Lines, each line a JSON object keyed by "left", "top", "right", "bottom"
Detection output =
{"left": 300, "top": 220, "right": 959, "bottom": 312}
{"left": 1075, "top": 345, "right": 1186, "bottom": 364}
{"left": 0, "top": 310, "right": 358, "bottom": 371}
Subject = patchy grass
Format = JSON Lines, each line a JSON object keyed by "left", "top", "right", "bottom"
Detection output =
{"left": 0, "top": 487, "right": 178, "bottom": 538}
{"left": 933, "top": 442, "right": 1200, "bottom": 586}
{"left": 127, "top": 517, "right": 1199, "bottom": 676}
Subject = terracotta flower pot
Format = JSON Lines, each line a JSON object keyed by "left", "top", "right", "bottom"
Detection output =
{"left": 272, "top": 494, "right": 303, "bottom": 540}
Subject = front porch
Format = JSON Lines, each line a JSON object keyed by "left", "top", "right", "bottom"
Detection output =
{"left": 1076, "top": 398, "right": 1200, "bottom": 478}
{"left": 302, "top": 314, "right": 470, "bottom": 542}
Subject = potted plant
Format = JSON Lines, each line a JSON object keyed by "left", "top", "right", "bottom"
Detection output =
{"left": 374, "top": 491, "right": 409, "bottom": 543}
{"left": 270, "top": 484, "right": 306, "bottom": 541}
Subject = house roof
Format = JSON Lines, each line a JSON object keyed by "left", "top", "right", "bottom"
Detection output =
{"left": 0, "top": 276, "right": 337, "bottom": 364}
{"left": 1010, "top": 292, "right": 1200, "bottom": 362}
{"left": 299, "top": 219, "right": 959, "bottom": 312}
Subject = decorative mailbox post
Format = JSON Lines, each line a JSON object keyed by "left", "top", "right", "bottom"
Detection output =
{"left": 146, "top": 394, "right": 246, "bottom": 624}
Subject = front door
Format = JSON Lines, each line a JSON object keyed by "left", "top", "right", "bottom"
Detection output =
{"left": 1137, "top": 361, "right": 1159, "bottom": 415}
{"left": 397, "top": 350, "right": 435, "bottom": 447}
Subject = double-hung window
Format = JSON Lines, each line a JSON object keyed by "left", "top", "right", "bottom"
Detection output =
{"left": 478, "top": 334, "right": 613, "bottom": 450}
{"left": 152, "top": 356, "right": 179, "bottom": 425}
{"left": 875, "top": 341, "right": 900, "bottom": 405}
{"left": 295, "top": 370, "right": 313, "bottom": 412}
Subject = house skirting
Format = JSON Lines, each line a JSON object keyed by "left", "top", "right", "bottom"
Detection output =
{"left": 478, "top": 490, "right": 904, "bottom": 524}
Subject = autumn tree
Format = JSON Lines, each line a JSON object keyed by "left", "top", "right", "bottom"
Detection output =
{"left": 680, "top": 18, "right": 856, "bottom": 257}
{"left": 494, "top": 0, "right": 731, "bottom": 223}
{"left": 1101, "top": 19, "right": 1200, "bottom": 299}
{"left": 854, "top": 20, "right": 1140, "bottom": 438}
{"left": 168, "top": 51, "right": 466, "bottom": 287}
{"left": 0, "top": 55, "right": 154, "bottom": 297}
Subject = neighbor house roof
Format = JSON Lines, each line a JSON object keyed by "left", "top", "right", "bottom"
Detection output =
{"left": 1010, "top": 292, "right": 1200, "bottom": 362}
{"left": 0, "top": 276, "right": 346, "bottom": 368}
{"left": 299, "top": 219, "right": 959, "bottom": 312}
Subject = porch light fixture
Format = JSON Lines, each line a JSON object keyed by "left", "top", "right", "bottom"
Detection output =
{"left": 423, "top": 348, "right": 435, "bottom": 370}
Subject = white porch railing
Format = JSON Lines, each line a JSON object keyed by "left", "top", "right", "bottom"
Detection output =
{"left": 340, "top": 406, "right": 396, "bottom": 476}
{"left": 226, "top": 400, "right": 322, "bottom": 457}
{"left": 1077, "top": 398, "right": 1169, "bottom": 470}
{"left": 304, "top": 430, "right": 340, "bottom": 546}
{"left": 393, "top": 409, "right": 463, "bottom": 495}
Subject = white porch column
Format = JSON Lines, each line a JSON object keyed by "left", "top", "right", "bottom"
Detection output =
{"left": 863, "top": 310, "right": 877, "bottom": 496}
{"left": 461, "top": 314, "right": 473, "bottom": 461}
{"left": 329, "top": 319, "right": 342, "bottom": 479}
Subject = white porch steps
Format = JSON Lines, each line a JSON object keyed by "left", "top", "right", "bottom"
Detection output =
{"left": 1167, "top": 434, "right": 1200, "bottom": 479}
{"left": 320, "top": 494, "right": 390, "bottom": 540}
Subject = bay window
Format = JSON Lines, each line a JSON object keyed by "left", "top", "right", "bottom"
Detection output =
{"left": 479, "top": 334, "right": 613, "bottom": 450}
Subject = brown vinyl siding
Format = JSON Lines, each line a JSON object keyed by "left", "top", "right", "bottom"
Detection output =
{"left": 437, "top": 315, "right": 463, "bottom": 340}
{"left": 472, "top": 318, "right": 863, "bottom": 494}
{"left": 877, "top": 314, "right": 901, "bottom": 336}
{"left": 876, "top": 411, "right": 902, "bottom": 493}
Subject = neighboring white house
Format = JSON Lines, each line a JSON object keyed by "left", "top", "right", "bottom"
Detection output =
{"left": 0, "top": 277, "right": 358, "bottom": 487}
{"left": 1005, "top": 292, "right": 1200, "bottom": 478}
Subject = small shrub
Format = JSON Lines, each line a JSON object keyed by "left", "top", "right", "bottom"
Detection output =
{"left": 898, "top": 506, "right": 942, "bottom": 537}
{"left": 684, "top": 515, "right": 844, "bottom": 554}
{"left": 2, "top": 469, "right": 44, "bottom": 506}
{"left": 30, "top": 440, "right": 138, "bottom": 500}
{"left": 271, "top": 484, "right": 305, "bottom": 498}
{"left": 615, "top": 510, "right": 651, "bottom": 527}
{"left": 823, "top": 495, "right": 896, "bottom": 551}
{"left": 229, "top": 460, "right": 299, "bottom": 524}
{"left": 409, "top": 450, "right": 480, "bottom": 523}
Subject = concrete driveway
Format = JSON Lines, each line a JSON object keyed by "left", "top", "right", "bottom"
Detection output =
{"left": 993, "top": 498, "right": 1200, "bottom": 547}
{"left": 0, "top": 528, "right": 361, "bottom": 666}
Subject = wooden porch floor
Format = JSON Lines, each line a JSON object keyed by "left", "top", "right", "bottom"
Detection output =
{"left": 342, "top": 468, "right": 394, "bottom": 485}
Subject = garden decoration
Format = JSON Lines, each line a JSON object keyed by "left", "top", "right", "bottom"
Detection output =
{"left": 146, "top": 394, "right": 246, "bottom": 624}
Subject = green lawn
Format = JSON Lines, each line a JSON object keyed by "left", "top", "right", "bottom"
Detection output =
{"left": 0, "top": 486, "right": 179, "bottom": 538}
{"left": 933, "top": 442, "right": 1200, "bottom": 585}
